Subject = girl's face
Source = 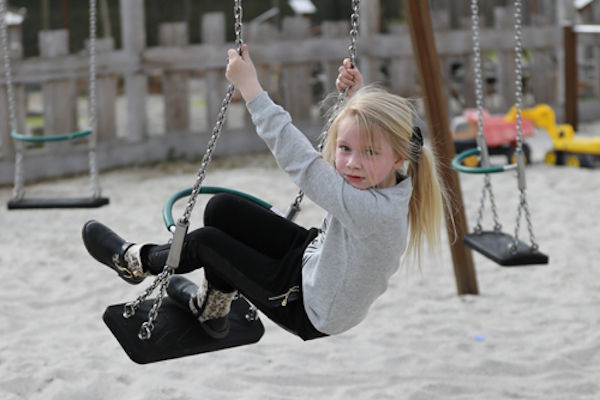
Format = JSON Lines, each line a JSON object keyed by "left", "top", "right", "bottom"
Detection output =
{"left": 335, "top": 116, "right": 404, "bottom": 190}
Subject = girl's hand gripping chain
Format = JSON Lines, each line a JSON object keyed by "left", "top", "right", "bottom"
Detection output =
{"left": 225, "top": 44, "right": 264, "bottom": 102}
{"left": 336, "top": 58, "right": 363, "bottom": 98}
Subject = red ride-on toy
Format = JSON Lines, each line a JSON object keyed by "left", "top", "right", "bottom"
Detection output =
{"left": 451, "top": 108, "right": 535, "bottom": 166}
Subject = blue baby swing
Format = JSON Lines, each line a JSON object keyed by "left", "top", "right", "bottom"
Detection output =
{"left": 103, "top": 0, "right": 362, "bottom": 364}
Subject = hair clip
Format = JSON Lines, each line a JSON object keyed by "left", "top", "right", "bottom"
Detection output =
{"left": 410, "top": 126, "right": 423, "bottom": 150}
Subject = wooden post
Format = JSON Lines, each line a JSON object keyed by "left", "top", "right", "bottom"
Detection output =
{"left": 563, "top": 25, "right": 578, "bottom": 130}
{"left": 120, "top": 0, "right": 147, "bottom": 142}
{"left": 404, "top": 0, "right": 478, "bottom": 295}
{"left": 39, "top": 30, "right": 78, "bottom": 139}
{"left": 159, "top": 22, "right": 190, "bottom": 134}
{"left": 595, "top": 43, "right": 600, "bottom": 102}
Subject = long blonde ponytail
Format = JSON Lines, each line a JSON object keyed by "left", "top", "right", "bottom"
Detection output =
{"left": 405, "top": 145, "right": 446, "bottom": 266}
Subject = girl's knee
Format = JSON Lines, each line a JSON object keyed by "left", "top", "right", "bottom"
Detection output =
{"left": 203, "top": 193, "right": 238, "bottom": 226}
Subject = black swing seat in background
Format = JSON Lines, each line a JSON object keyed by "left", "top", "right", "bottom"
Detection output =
{"left": 463, "top": 231, "right": 549, "bottom": 267}
{"left": 103, "top": 296, "right": 265, "bottom": 364}
{"left": 7, "top": 196, "right": 109, "bottom": 210}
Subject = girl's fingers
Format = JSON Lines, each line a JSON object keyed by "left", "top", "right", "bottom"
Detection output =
{"left": 241, "top": 44, "right": 250, "bottom": 61}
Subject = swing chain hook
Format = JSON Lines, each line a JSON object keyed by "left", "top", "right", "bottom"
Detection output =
{"left": 123, "top": 266, "right": 174, "bottom": 319}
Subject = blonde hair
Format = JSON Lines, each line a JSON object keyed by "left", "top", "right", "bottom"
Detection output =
{"left": 322, "top": 85, "right": 447, "bottom": 266}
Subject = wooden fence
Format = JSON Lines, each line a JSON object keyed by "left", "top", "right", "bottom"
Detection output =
{"left": 0, "top": 1, "right": 598, "bottom": 185}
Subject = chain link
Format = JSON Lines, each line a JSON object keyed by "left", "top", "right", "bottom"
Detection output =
{"left": 125, "top": 0, "right": 244, "bottom": 339}
{"left": 287, "top": 0, "right": 360, "bottom": 216}
{"left": 470, "top": 0, "right": 502, "bottom": 231}
{"left": 510, "top": 0, "right": 539, "bottom": 252}
{"left": 0, "top": 0, "right": 25, "bottom": 199}
{"left": 88, "top": 0, "right": 102, "bottom": 198}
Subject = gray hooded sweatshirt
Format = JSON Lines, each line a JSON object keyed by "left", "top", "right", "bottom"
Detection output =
{"left": 247, "top": 92, "right": 412, "bottom": 335}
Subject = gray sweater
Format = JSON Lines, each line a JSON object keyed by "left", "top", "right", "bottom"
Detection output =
{"left": 247, "top": 92, "right": 412, "bottom": 335}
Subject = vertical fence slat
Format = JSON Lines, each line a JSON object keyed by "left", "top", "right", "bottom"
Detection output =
{"left": 120, "top": 0, "right": 147, "bottom": 142}
{"left": 531, "top": 49, "right": 555, "bottom": 104}
{"left": 494, "top": 6, "right": 517, "bottom": 111}
{"left": 160, "top": 22, "right": 190, "bottom": 134}
{"left": 202, "top": 12, "right": 226, "bottom": 133}
{"left": 388, "top": 24, "right": 419, "bottom": 99}
{"left": 322, "top": 21, "right": 348, "bottom": 96}
{"left": 39, "top": 30, "right": 77, "bottom": 139}
{"left": 93, "top": 37, "right": 117, "bottom": 142}
{"left": 280, "top": 16, "right": 311, "bottom": 124}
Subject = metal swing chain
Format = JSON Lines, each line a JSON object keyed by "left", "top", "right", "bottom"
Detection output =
{"left": 286, "top": 0, "right": 360, "bottom": 220}
{"left": 88, "top": 0, "right": 102, "bottom": 198}
{"left": 0, "top": 0, "right": 25, "bottom": 199}
{"left": 124, "top": 0, "right": 244, "bottom": 340}
{"left": 510, "top": 0, "right": 539, "bottom": 252}
{"left": 471, "top": 0, "right": 502, "bottom": 233}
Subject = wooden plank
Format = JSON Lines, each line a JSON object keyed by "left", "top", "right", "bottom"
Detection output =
{"left": 405, "top": 0, "right": 478, "bottom": 295}
{"left": 280, "top": 16, "right": 312, "bottom": 123}
{"left": 39, "top": 30, "right": 78, "bottom": 145}
{"left": 159, "top": 22, "right": 190, "bottom": 134}
{"left": 358, "top": 0, "right": 381, "bottom": 83}
{"left": 202, "top": 13, "right": 227, "bottom": 133}
{"left": 531, "top": 49, "right": 556, "bottom": 104}
{"left": 93, "top": 38, "right": 117, "bottom": 142}
{"left": 321, "top": 21, "right": 349, "bottom": 95}
{"left": 120, "top": 0, "right": 147, "bottom": 142}
{"left": 0, "top": 27, "right": 561, "bottom": 84}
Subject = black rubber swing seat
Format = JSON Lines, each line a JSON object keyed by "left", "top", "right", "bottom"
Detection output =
{"left": 463, "top": 231, "right": 549, "bottom": 266}
{"left": 103, "top": 296, "right": 265, "bottom": 364}
{"left": 7, "top": 196, "right": 109, "bottom": 210}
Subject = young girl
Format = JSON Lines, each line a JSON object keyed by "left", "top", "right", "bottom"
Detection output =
{"left": 82, "top": 46, "right": 446, "bottom": 341}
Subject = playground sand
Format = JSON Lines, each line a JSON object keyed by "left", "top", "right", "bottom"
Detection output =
{"left": 1, "top": 122, "right": 599, "bottom": 400}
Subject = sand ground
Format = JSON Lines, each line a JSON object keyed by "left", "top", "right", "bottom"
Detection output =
{"left": 1, "top": 120, "right": 599, "bottom": 399}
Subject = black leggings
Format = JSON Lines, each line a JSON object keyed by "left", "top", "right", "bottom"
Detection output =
{"left": 143, "top": 193, "right": 325, "bottom": 340}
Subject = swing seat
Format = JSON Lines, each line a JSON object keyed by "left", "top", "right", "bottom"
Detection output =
{"left": 464, "top": 231, "right": 548, "bottom": 266}
{"left": 103, "top": 296, "right": 265, "bottom": 364}
{"left": 7, "top": 196, "right": 109, "bottom": 210}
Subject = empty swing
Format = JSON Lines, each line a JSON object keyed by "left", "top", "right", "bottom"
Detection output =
{"left": 451, "top": 0, "right": 548, "bottom": 267}
{"left": 103, "top": 0, "right": 362, "bottom": 364}
{"left": 1, "top": 0, "right": 109, "bottom": 209}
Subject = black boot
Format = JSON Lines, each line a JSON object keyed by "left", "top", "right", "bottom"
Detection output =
{"left": 82, "top": 220, "right": 150, "bottom": 284}
{"left": 167, "top": 275, "right": 236, "bottom": 339}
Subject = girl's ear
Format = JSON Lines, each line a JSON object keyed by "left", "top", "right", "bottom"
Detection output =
{"left": 393, "top": 156, "right": 405, "bottom": 170}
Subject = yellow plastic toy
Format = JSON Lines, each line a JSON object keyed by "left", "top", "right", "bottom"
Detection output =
{"left": 506, "top": 104, "right": 600, "bottom": 168}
